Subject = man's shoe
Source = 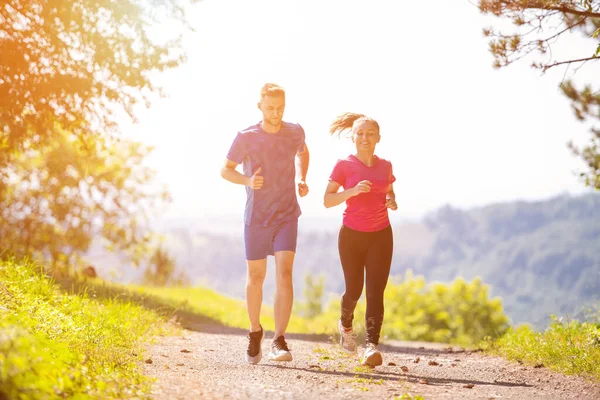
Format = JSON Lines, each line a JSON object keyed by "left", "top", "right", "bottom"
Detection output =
{"left": 361, "top": 342, "right": 383, "bottom": 367}
{"left": 246, "top": 326, "right": 263, "bottom": 364}
{"left": 338, "top": 319, "right": 357, "bottom": 353}
{"left": 268, "top": 335, "right": 293, "bottom": 361}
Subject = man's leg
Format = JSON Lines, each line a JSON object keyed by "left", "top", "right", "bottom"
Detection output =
{"left": 268, "top": 219, "right": 298, "bottom": 361}
{"left": 243, "top": 223, "right": 270, "bottom": 364}
{"left": 246, "top": 258, "right": 267, "bottom": 332}
{"left": 273, "top": 250, "right": 295, "bottom": 337}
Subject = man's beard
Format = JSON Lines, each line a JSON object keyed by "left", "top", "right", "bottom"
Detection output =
{"left": 265, "top": 118, "right": 282, "bottom": 127}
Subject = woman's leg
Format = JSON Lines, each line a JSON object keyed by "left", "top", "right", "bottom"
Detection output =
{"left": 364, "top": 225, "right": 393, "bottom": 345}
{"left": 338, "top": 225, "right": 368, "bottom": 329}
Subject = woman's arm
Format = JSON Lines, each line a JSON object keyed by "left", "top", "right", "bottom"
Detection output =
{"left": 324, "top": 180, "right": 371, "bottom": 208}
{"left": 386, "top": 184, "right": 398, "bottom": 210}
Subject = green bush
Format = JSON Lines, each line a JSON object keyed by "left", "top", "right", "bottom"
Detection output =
{"left": 483, "top": 315, "right": 600, "bottom": 380}
{"left": 382, "top": 271, "right": 509, "bottom": 346}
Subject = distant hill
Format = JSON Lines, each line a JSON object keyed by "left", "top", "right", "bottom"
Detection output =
{"left": 87, "top": 193, "right": 600, "bottom": 328}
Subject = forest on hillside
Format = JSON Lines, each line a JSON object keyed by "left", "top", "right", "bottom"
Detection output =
{"left": 87, "top": 193, "right": 600, "bottom": 328}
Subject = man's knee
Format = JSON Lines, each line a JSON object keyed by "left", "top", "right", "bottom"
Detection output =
{"left": 276, "top": 268, "right": 293, "bottom": 285}
{"left": 248, "top": 273, "right": 265, "bottom": 286}
{"left": 274, "top": 250, "right": 294, "bottom": 284}
{"left": 248, "top": 268, "right": 266, "bottom": 283}
{"left": 247, "top": 260, "right": 266, "bottom": 285}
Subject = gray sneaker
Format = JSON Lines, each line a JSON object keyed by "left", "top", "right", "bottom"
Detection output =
{"left": 246, "top": 326, "right": 263, "bottom": 364}
{"left": 338, "top": 319, "right": 357, "bottom": 353}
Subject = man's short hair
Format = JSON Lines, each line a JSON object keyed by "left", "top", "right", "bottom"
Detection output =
{"left": 260, "top": 83, "right": 285, "bottom": 99}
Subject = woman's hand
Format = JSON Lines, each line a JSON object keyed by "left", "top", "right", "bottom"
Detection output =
{"left": 352, "top": 180, "right": 372, "bottom": 196}
{"left": 386, "top": 197, "right": 397, "bottom": 210}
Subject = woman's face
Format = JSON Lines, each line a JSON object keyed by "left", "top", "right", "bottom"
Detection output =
{"left": 352, "top": 120, "right": 380, "bottom": 153}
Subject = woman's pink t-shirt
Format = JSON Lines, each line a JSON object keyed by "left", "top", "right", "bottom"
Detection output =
{"left": 329, "top": 155, "right": 396, "bottom": 232}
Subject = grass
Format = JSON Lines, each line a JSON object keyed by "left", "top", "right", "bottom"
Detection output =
{"left": 482, "top": 315, "right": 600, "bottom": 381}
{"left": 0, "top": 259, "right": 176, "bottom": 399}
{"left": 130, "top": 285, "right": 264, "bottom": 330}
{"left": 345, "top": 376, "right": 383, "bottom": 385}
{"left": 353, "top": 365, "right": 374, "bottom": 374}
{"left": 128, "top": 285, "right": 343, "bottom": 336}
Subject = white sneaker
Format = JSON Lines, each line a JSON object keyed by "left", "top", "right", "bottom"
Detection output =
{"left": 338, "top": 320, "right": 357, "bottom": 353}
{"left": 268, "top": 335, "right": 293, "bottom": 362}
{"left": 361, "top": 342, "right": 383, "bottom": 367}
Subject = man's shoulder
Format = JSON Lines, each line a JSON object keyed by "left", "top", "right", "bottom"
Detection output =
{"left": 281, "top": 121, "right": 305, "bottom": 134}
{"left": 238, "top": 123, "right": 261, "bottom": 136}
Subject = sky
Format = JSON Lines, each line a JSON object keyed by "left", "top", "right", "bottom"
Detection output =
{"left": 122, "top": 0, "right": 596, "bottom": 223}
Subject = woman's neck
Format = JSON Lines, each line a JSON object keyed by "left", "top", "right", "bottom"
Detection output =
{"left": 354, "top": 152, "right": 376, "bottom": 167}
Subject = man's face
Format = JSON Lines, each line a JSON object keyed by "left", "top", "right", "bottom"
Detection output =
{"left": 258, "top": 94, "right": 285, "bottom": 127}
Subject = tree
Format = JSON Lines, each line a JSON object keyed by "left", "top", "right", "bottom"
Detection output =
{"left": 0, "top": 0, "right": 197, "bottom": 271}
{"left": 0, "top": 0, "right": 198, "bottom": 167}
{"left": 479, "top": 0, "right": 600, "bottom": 189}
{"left": 298, "top": 273, "right": 326, "bottom": 319}
{"left": 143, "top": 246, "right": 186, "bottom": 286}
{"left": 0, "top": 126, "right": 169, "bottom": 272}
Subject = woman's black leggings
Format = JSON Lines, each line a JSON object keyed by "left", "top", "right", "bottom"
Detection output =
{"left": 338, "top": 224, "right": 393, "bottom": 345}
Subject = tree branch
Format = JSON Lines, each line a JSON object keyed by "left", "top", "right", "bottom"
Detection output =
{"left": 542, "top": 16, "right": 587, "bottom": 43}
{"left": 496, "top": 0, "right": 600, "bottom": 18}
{"left": 543, "top": 56, "right": 600, "bottom": 71}
{"left": 547, "top": 6, "right": 600, "bottom": 19}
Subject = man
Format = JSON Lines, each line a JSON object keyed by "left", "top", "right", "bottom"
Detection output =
{"left": 220, "top": 83, "right": 310, "bottom": 364}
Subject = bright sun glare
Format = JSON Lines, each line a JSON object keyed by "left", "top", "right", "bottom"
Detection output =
{"left": 121, "top": 0, "right": 592, "bottom": 222}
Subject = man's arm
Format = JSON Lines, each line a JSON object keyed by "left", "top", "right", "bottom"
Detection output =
{"left": 296, "top": 144, "right": 309, "bottom": 182}
{"left": 221, "top": 159, "right": 264, "bottom": 189}
{"left": 295, "top": 144, "right": 310, "bottom": 197}
{"left": 220, "top": 159, "right": 264, "bottom": 190}
{"left": 220, "top": 159, "right": 249, "bottom": 186}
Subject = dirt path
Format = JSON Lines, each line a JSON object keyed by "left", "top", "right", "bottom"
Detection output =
{"left": 142, "top": 324, "right": 600, "bottom": 400}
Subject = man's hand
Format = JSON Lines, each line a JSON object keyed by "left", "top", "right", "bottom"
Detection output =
{"left": 297, "top": 180, "right": 309, "bottom": 197}
{"left": 248, "top": 167, "right": 264, "bottom": 190}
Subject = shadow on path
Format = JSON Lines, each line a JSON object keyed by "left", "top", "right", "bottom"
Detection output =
{"left": 261, "top": 364, "right": 532, "bottom": 388}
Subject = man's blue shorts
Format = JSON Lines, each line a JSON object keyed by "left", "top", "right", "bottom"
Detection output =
{"left": 244, "top": 219, "right": 298, "bottom": 261}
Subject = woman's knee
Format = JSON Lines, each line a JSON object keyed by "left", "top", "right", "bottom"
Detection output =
{"left": 366, "top": 287, "right": 385, "bottom": 306}
{"left": 344, "top": 285, "right": 363, "bottom": 302}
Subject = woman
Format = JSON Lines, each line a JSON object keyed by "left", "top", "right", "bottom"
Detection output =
{"left": 324, "top": 112, "right": 397, "bottom": 367}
